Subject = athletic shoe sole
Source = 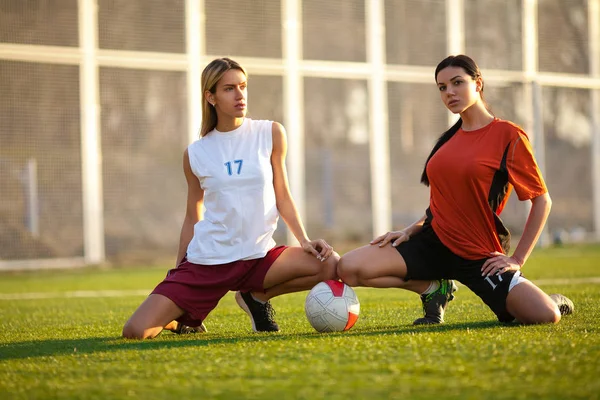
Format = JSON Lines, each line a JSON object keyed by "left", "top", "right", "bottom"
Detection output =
{"left": 235, "top": 291, "right": 258, "bottom": 332}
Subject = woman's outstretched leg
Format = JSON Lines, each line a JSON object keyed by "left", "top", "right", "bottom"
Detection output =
{"left": 260, "top": 247, "right": 339, "bottom": 298}
{"left": 337, "top": 244, "right": 424, "bottom": 290}
{"left": 338, "top": 244, "right": 457, "bottom": 324}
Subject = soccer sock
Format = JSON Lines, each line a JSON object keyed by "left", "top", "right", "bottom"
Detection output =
{"left": 421, "top": 280, "right": 440, "bottom": 295}
{"left": 251, "top": 293, "right": 266, "bottom": 304}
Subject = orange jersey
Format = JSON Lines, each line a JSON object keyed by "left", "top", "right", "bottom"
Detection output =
{"left": 426, "top": 118, "right": 547, "bottom": 260}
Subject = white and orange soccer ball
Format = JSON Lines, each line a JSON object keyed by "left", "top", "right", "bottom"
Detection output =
{"left": 305, "top": 280, "right": 360, "bottom": 332}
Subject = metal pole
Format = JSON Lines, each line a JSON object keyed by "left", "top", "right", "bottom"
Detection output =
{"left": 446, "top": 0, "right": 465, "bottom": 126}
{"left": 78, "top": 0, "right": 105, "bottom": 263}
{"left": 282, "top": 0, "right": 305, "bottom": 245}
{"left": 366, "top": 0, "right": 391, "bottom": 236}
{"left": 186, "top": 0, "right": 204, "bottom": 145}
{"left": 522, "top": 0, "right": 550, "bottom": 246}
{"left": 589, "top": 0, "right": 600, "bottom": 239}
{"left": 522, "top": 0, "right": 538, "bottom": 137}
{"left": 25, "top": 159, "right": 39, "bottom": 238}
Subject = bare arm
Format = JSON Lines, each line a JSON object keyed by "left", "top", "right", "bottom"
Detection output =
{"left": 511, "top": 192, "right": 552, "bottom": 265}
{"left": 481, "top": 192, "right": 552, "bottom": 276}
{"left": 175, "top": 149, "right": 204, "bottom": 266}
{"left": 271, "top": 122, "right": 333, "bottom": 260}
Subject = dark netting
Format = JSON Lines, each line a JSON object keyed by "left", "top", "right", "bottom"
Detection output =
{"left": 303, "top": 0, "right": 366, "bottom": 62}
{"left": 538, "top": 0, "right": 589, "bottom": 74}
{"left": 0, "top": 0, "right": 79, "bottom": 46}
{"left": 304, "top": 77, "right": 372, "bottom": 243}
{"left": 0, "top": 1, "right": 598, "bottom": 265}
{"left": 98, "top": 0, "right": 186, "bottom": 53}
{"left": 245, "top": 75, "right": 284, "bottom": 124}
{"left": 205, "top": 0, "right": 282, "bottom": 59}
{"left": 542, "top": 87, "right": 593, "bottom": 236}
{"left": 483, "top": 82, "right": 526, "bottom": 128}
{"left": 99, "top": 67, "right": 188, "bottom": 264}
{"left": 465, "top": 0, "right": 522, "bottom": 71}
{"left": 0, "top": 61, "right": 83, "bottom": 259}
{"left": 385, "top": 0, "right": 446, "bottom": 66}
{"left": 244, "top": 75, "right": 287, "bottom": 244}
{"left": 387, "top": 82, "right": 446, "bottom": 228}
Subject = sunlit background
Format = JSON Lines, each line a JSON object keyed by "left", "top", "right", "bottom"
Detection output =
{"left": 0, "top": 0, "right": 599, "bottom": 270}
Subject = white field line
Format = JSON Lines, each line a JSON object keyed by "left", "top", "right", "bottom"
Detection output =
{"left": 534, "top": 277, "right": 600, "bottom": 285}
{"left": 0, "top": 289, "right": 150, "bottom": 300}
{"left": 0, "top": 277, "right": 600, "bottom": 301}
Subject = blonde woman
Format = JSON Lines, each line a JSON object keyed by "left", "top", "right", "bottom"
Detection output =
{"left": 123, "top": 58, "right": 337, "bottom": 339}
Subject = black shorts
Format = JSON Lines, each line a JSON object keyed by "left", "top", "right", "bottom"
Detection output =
{"left": 395, "top": 222, "right": 519, "bottom": 322}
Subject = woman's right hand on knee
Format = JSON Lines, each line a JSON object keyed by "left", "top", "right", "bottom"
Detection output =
{"left": 301, "top": 238, "right": 333, "bottom": 262}
{"left": 370, "top": 230, "right": 410, "bottom": 247}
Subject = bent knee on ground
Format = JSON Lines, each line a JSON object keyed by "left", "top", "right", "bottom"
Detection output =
{"left": 530, "top": 306, "right": 561, "bottom": 325}
{"left": 518, "top": 304, "right": 561, "bottom": 325}
{"left": 507, "top": 282, "right": 562, "bottom": 325}
{"left": 122, "top": 321, "right": 160, "bottom": 339}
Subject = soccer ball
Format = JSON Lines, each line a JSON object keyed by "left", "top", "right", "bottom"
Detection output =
{"left": 305, "top": 280, "right": 360, "bottom": 332}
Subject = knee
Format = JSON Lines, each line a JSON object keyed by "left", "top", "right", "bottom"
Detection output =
{"left": 122, "top": 321, "right": 151, "bottom": 339}
{"left": 318, "top": 252, "right": 340, "bottom": 281}
{"left": 336, "top": 256, "right": 359, "bottom": 286}
{"left": 534, "top": 308, "right": 561, "bottom": 325}
{"left": 520, "top": 305, "right": 561, "bottom": 325}
{"left": 545, "top": 305, "right": 562, "bottom": 324}
{"left": 535, "top": 301, "right": 562, "bottom": 324}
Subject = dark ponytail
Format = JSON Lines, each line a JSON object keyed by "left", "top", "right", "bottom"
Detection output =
{"left": 421, "top": 54, "right": 485, "bottom": 186}
{"left": 420, "top": 118, "right": 462, "bottom": 186}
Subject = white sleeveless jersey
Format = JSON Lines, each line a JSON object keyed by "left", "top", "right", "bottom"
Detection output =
{"left": 185, "top": 118, "right": 278, "bottom": 265}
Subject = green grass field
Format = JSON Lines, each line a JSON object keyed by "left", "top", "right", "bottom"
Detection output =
{"left": 1, "top": 244, "right": 599, "bottom": 399}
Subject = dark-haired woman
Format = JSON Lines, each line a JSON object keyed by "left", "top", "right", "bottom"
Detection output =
{"left": 337, "top": 55, "right": 573, "bottom": 325}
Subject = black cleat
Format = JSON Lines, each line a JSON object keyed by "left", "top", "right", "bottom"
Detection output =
{"left": 235, "top": 291, "right": 280, "bottom": 332}
{"left": 549, "top": 293, "right": 574, "bottom": 315}
{"left": 413, "top": 279, "right": 458, "bottom": 325}
{"left": 172, "top": 321, "right": 207, "bottom": 334}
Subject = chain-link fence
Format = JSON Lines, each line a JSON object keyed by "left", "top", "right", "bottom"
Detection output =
{"left": 1, "top": 0, "right": 599, "bottom": 269}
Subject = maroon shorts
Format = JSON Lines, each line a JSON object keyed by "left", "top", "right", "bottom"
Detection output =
{"left": 151, "top": 245, "right": 288, "bottom": 327}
